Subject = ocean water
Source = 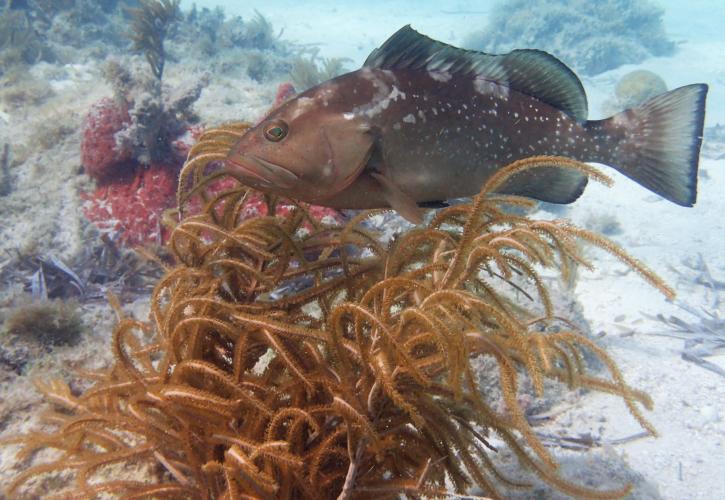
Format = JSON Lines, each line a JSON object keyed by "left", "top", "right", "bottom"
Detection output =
{"left": 0, "top": 1, "right": 723, "bottom": 498}
{"left": 185, "top": 0, "right": 725, "bottom": 123}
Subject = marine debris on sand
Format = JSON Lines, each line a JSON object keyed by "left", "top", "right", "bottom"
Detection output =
{"left": 0, "top": 235, "right": 165, "bottom": 303}
{"left": 645, "top": 254, "right": 725, "bottom": 378}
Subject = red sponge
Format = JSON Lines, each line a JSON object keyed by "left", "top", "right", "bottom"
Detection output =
{"left": 81, "top": 98, "right": 132, "bottom": 181}
{"left": 81, "top": 164, "right": 177, "bottom": 246}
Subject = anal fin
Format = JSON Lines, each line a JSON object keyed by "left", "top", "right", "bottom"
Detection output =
{"left": 498, "top": 166, "right": 588, "bottom": 204}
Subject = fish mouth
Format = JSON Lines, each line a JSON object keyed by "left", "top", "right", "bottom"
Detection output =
{"left": 225, "top": 154, "right": 300, "bottom": 189}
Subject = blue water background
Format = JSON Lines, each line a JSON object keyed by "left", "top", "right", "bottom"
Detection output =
{"left": 180, "top": 0, "right": 725, "bottom": 125}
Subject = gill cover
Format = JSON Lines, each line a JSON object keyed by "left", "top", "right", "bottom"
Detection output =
{"left": 226, "top": 104, "right": 375, "bottom": 202}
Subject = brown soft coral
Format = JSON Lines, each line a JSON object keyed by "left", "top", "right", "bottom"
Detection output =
{"left": 3, "top": 125, "right": 673, "bottom": 498}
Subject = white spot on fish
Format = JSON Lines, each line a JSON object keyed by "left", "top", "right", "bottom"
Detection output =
{"left": 403, "top": 113, "right": 416, "bottom": 124}
{"left": 426, "top": 59, "right": 455, "bottom": 73}
{"left": 474, "top": 78, "right": 510, "bottom": 100}
{"left": 315, "top": 83, "right": 338, "bottom": 107}
{"left": 343, "top": 112, "right": 355, "bottom": 120}
{"left": 322, "top": 163, "right": 333, "bottom": 178}
{"left": 389, "top": 85, "right": 406, "bottom": 101}
{"left": 353, "top": 81, "right": 407, "bottom": 119}
{"left": 288, "top": 97, "right": 315, "bottom": 120}
{"left": 393, "top": 122, "right": 401, "bottom": 130}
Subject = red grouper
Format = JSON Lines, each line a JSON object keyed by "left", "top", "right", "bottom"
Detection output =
{"left": 226, "top": 25, "right": 708, "bottom": 223}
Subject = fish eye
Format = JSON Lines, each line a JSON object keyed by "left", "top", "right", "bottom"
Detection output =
{"left": 264, "top": 120, "right": 288, "bottom": 142}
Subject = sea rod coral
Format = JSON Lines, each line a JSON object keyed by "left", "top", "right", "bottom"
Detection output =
{"left": 3, "top": 124, "right": 673, "bottom": 498}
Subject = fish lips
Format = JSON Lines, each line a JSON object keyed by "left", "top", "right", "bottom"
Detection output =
{"left": 226, "top": 154, "right": 300, "bottom": 190}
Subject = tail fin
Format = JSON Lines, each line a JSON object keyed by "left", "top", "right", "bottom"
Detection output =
{"left": 592, "top": 84, "right": 708, "bottom": 206}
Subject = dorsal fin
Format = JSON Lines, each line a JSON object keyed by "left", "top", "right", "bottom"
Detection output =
{"left": 364, "top": 25, "right": 588, "bottom": 121}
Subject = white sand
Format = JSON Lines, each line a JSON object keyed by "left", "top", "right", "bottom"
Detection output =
{"left": 550, "top": 157, "right": 725, "bottom": 499}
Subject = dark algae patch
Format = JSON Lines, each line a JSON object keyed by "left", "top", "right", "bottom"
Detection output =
{"left": 3, "top": 298, "right": 84, "bottom": 346}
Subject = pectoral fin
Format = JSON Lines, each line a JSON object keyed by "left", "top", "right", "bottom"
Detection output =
{"left": 418, "top": 200, "right": 449, "bottom": 208}
{"left": 370, "top": 171, "right": 425, "bottom": 224}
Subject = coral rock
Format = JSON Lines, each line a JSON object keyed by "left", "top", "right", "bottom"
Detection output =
{"left": 81, "top": 97, "right": 133, "bottom": 181}
{"left": 467, "top": 0, "right": 675, "bottom": 76}
{"left": 615, "top": 70, "right": 668, "bottom": 109}
{"left": 81, "top": 164, "right": 178, "bottom": 246}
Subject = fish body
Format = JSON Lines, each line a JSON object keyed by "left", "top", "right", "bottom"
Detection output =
{"left": 227, "top": 26, "right": 708, "bottom": 223}
{"left": 309, "top": 67, "right": 593, "bottom": 208}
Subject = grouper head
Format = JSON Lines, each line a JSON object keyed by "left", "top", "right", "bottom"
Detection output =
{"left": 225, "top": 82, "right": 375, "bottom": 203}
